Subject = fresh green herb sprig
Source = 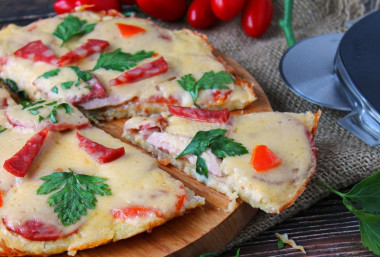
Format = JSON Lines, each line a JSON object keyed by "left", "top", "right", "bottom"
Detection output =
{"left": 21, "top": 100, "right": 72, "bottom": 124}
{"left": 315, "top": 171, "right": 380, "bottom": 256}
{"left": 176, "top": 129, "right": 248, "bottom": 178}
{"left": 37, "top": 168, "right": 111, "bottom": 226}
{"left": 92, "top": 48, "right": 154, "bottom": 71}
{"left": 178, "top": 71, "right": 233, "bottom": 106}
{"left": 0, "top": 78, "right": 28, "bottom": 101}
{"left": 53, "top": 15, "right": 95, "bottom": 46}
{"left": 0, "top": 126, "right": 7, "bottom": 133}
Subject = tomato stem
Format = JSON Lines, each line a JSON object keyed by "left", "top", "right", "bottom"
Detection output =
{"left": 279, "top": 0, "right": 296, "bottom": 47}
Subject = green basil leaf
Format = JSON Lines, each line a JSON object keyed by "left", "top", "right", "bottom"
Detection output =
{"left": 209, "top": 136, "right": 248, "bottom": 158}
{"left": 53, "top": 15, "right": 95, "bottom": 45}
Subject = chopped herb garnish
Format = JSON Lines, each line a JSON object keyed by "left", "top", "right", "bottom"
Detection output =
{"left": 37, "top": 168, "right": 112, "bottom": 226}
{"left": 277, "top": 239, "right": 285, "bottom": 249}
{"left": 0, "top": 127, "right": 7, "bottom": 133}
{"left": 61, "top": 81, "right": 74, "bottom": 90}
{"left": 0, "top": 78, "right": 28, "bottom": 101}
{"left": 38, "top": 115, "right": 44, "bottom": 122}
{"left": 316, "top": 171, "right": 380, "bottom": 256}
{"left": 29, "top": 105, "right": 44, "bottom": 115}
{"left": 92, "top": 48, "right": 154, "bottom": 71}
{"left": 53, "top": 15, "right": 95, "bottom": 46}
{"left": 85, "top": 85, "right": 93, "bottom": 89}
{"left": 69, "top": 66, "right": 92, "bottom": 82}
{"left": 51, "top": 86, "right": 59, "bottom": 94}
{"left": 177, "top": 129, "right": 248, "bottom": 178}
{"left": 38, "top": 69, "right": 60, "bottom": 79}
{"left": 49, "top": 103, "right": 72, "bottom": 124}
{"left": 45, "top": 100, "right": 58, "bottom": 106}
{"left": 178, "top": 71, "right": 233, "bottom": 106}
{"left": 21, "top": 99, "right": 46, "bottom": 110}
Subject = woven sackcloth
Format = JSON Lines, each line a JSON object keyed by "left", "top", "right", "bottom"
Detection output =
{"left": 157, "top": 0, "right": 380, "bottom": 251}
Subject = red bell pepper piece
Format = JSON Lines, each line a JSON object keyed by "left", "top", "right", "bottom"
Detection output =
{"left": 14, "top": 40, "right": 58, "bottom": 65}
{"left": 58, "top": 39, "right": 110, "bottom": 66}
{"left": 168, "top": 105, "right": 230, "bottom": 123}
{"left": 116, "top": 23, "right": 146, "bottom": 37}
{"left": 3, "top": 127, "right": 49, "bottom": 177}
{"left": 251, "top": 145, "right": 282, "bottom": 172}
{"left": 76, "top": 132, "right": 125, "bottom": 164}
{"left": 109, "top": 57, "right": 168, "bottom": 86}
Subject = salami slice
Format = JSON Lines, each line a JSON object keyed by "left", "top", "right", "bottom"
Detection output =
{"left": 14, "top": 40, "right": 58, "bottom": 65}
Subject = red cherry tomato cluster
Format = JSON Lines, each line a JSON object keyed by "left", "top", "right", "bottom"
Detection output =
{"left": 53, "top": 0, "right": 274, "bottom": 37}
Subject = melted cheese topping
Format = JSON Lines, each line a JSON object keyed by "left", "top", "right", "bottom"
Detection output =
{"left": 0, "top": 12, "right": 255, "bottom": 113}
{"left": 0, "top": 109, "right": 203, "bottom": 254}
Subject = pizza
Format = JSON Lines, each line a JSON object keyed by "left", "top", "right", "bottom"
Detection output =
{"left": 0, "top": 103, "right": 204, "bottom": 256}
{"left": 0, "top": 8, "right": 320, "bottom": 256}
{"left": 0, "top": 11, "right": 256, "bottom": 121}
{"left": 123, "top": 108, "right": 320, "bottom": 213}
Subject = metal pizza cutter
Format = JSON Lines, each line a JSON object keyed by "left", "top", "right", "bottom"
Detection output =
{"left": 279, "top": 10, "right": 380, "bottom": 147}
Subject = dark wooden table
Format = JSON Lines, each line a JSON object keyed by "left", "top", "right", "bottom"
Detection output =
{"left": 0, "top": 1, "right": 374, "bottom": 256}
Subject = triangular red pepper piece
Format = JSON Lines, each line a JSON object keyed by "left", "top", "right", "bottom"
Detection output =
{"left": 76, "top": 132, "right": 125, "bottom": 164}
{"left": 3, "top": 127, "right": 49, "bottom": 177}
{"left": 116, "top": 23, "right": 146, "bottom": 37}
{"left": 251, "top": 144, "right": 282, "bottom": 172}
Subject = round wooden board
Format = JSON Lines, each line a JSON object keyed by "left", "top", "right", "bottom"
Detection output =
{"left": 56, "top": 51, "right": 271, "bottom": 257}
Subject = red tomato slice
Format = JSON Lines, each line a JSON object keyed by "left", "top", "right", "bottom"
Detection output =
{"left": 3, "top": 128, "right": 49, "bottom": 177}
{"left": 58, "top": 39, "right": 110, "bottom": 66}
{"left": 251, "top": 145, "right": 282, "bottom": 172}
{"left": 116, "top": 23, "right": 146, "bottom": 37}
{"left": 76, "top": 132, "right": 125, "bottom": 164}
{"left": 241, "top": 0, "right": 274, "bottom": 37}
{"left": 14, "top": 40, "right": 58, "bottom": 65}
{"left": 112, "top": 206, "right": 163, "bottom": 219}
{"left": 211, "top": 0, "right": 246, "bottom": 21}
{"left": 187, "top": 0, "right": 218, "bottom": 29}
{"left": 136, "top": 0, "right": 186, "bottom": 21}
{"left": 109, "top": 57, "right": 168, "bottom": 86}
{"left": 168, "top": 106, "right": 230, "bottom": 123}
{"left": 2, "top": 218, "right": 73, "bottom": 241}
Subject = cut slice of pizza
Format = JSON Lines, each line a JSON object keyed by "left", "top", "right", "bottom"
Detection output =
{"left": 123, "top": 108, "right": 320, "bottom": 213}
{"left": 0, "top": 11, "right": 256, "bottom": 121}
{"left": 0, "top": 104, "right": 204, "bottom": 256}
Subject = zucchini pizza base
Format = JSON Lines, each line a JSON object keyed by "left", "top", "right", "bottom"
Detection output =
{"left": 123, "top": 111, "right": 320, "bottom": 213}
{"left": 0, "top": 108, "right": 204, "bottom": 256}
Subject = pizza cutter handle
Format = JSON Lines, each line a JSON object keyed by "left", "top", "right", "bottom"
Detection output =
{"left": 338, "top": 109, "right": 380, "bottom": 147}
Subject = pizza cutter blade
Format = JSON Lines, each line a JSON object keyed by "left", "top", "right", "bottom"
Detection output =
{"left": 279, "top": 33, "right": 350, "bottom": 111}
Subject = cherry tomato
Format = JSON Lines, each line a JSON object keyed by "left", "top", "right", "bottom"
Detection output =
{"left": 54, "top": 0, "right": 121, "bottom": 14}
{"left": 187, "top": 0, "right": 218, "bottom": 29}
{"left": 241, "top": 0, "right": 273, "bottom": 37}
{"left": 119, "top": 0, "right": 136, "bottom": 5}
{"left": 211, "top": 0, "right": 245, "bottom": 21}
{"left": 136, "top": 0, "right": 186, "bottom": 21}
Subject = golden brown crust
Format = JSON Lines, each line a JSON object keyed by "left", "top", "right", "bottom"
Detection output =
{"left": 0, "top": 239, "right": 26, "bottom": 256}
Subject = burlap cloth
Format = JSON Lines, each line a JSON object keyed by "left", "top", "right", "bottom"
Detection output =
{"left": 158, "top": 0, "right": 380, "bottom": 251}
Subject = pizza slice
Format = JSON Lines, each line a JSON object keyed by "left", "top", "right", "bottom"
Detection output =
{"left": 123, "top": 108, "right": 320, "bottom": 213}
{"left": 0, "top": 103, "right": 204, "bottom": 256}
{"left": 0, "top": 11, "right": 256, "bottom": 121}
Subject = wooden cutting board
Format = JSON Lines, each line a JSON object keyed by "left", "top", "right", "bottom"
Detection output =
{"left": 57, "top": 50, "right": 272, "bottom": 257}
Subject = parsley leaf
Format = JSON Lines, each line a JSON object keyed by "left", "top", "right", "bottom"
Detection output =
{"left": 0, "top": 78, "right": 28, "bottom": 101}
{"left": 92, "top": 48, "right": 154, "bottom": 71}
{"left": 176, "top": 129, "right": 247, "bottom": 178}
{"left": 69, "top": 66, "right": 92, "bottom": 82}
{"left": 21, "top": 99, "right": 46, "bottom": 110}
{"left": 315, "top": 171, "right": 380, "bottom": 255}
{"left": 38, "top": 69, "right": 60, "bottom": 79}
{"left": 37, "top": 168, "right": 111, "bottom": 226}
{"left": 178, "top": 71, "right": 233, "bottom": 105}
{"left": 49, "top": 103, "right": 72, "bottom": 124}
{"left": 277, "top": 239, "right": 285, "bottom": 249}
{"left": 0, "top": 126, "right": 7, "bottom": 133}
{"left": 61, "top": 81, "right": 74, "bottom": 90}
{"left": 53, "top": 15, "right": 95, "bottom": 46}
{"left": 51, "top": 86, "right": 59, "bottom": 94}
